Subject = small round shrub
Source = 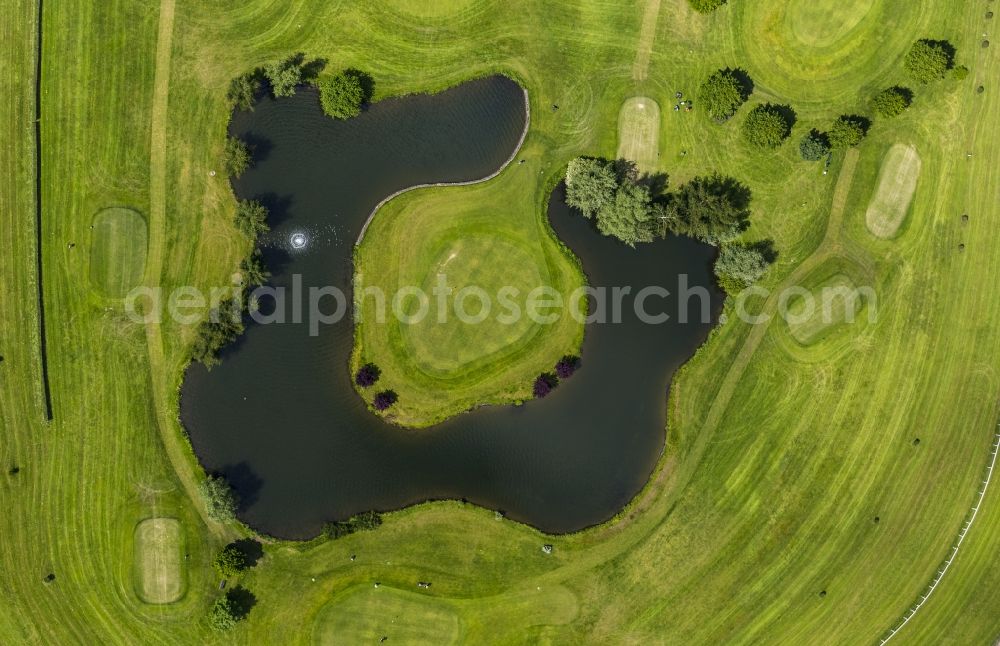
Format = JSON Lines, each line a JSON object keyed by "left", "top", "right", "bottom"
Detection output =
{"left": 742, "top": 104, "right": 792, "bottom": 149}
{"left": 688, "top": 0, "right": 726, "bottom": 13}
{"left": 373, "top": 390, "right": 398, "bottom": 411}
{"left": 533, "top": 373, "right": 558, "bottom": 398}
{"left": 555, "top": 355, "right": 581, "bottom": 379}
{"left": 871, "top": 86, "right": 913, "bottom": 117}
{"left": 799, "top": 130, "right": 831, "bottom": 161}
{"left": 355, "top": 363, "right": 381, "bottom": 388}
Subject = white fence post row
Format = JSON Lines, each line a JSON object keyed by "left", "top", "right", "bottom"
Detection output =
{"left": 878, "top": 428, "right": 1000, "bottom": 644}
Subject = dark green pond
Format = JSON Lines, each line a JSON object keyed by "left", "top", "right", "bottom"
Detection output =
{"left": 181, "top": 76, "right": 722, "bottom": 539}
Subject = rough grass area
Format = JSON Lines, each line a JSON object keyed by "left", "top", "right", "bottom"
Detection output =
{"left": 616, "top": 96, "right": 661, "bottom": 172}
{"left": 89, "top": 207, "right": 148, "bottom": 297}
{"left": 785, "top": 273, "right": 867, "bottom": 345}
{"left": 133, "top": 518, "right": 185, "bottom": 604}
{"left": 865, "top": 143, "right": 921, "bottom": 238}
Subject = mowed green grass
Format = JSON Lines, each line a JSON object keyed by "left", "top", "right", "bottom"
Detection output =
{"left": 90, "top": 207, "right": 148, "bottom": 297}
{"left": 312, "top": 586, "right": 460, "bottom": 644}
{"left": 786, "top": 0, "right": 876, "bottom": 47}
{"left": 133, "top": 518, "right": 186, "bottom": 604}
{"left": 785, "top": 273, "right": 869, "bottom": 345}
{"left": 3, "top": 0, "right": 1000, "bottom": 644}
{"left": 354, "top": 158, "right": 584, "bottom": 426}
{"left": 616, "top": 96, "right": 661, "bottom": 171}
{"left": 865, "top": 143, "right": 922, "bottom": 238}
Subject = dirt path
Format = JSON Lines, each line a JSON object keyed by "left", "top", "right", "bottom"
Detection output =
{"left": 632, "top": 0, "right": 662, "bottom": 81}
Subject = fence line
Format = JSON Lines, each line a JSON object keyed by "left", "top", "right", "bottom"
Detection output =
{"left": 878, "top": 426, "right": 1000, "bottom": 644}
{"left": 354, "top": 88, "right": 530, "bottom": 247}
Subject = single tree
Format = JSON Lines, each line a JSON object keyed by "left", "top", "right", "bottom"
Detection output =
{"left": 223, "top": 137, "right": 252, "bottom": 177}
{"left": 742, "top": 104, "right": 792, "bottom": 149}
{"left": 319, "top": 71, "right": 365, "bottom": 119}
{"left": 199, "top": 475, "right": 238, "bottom": 522}
{"left": 799, "top": 130, "right": 831, "bottom": 161}
{"left": 209, "top": 595, "right": 238, "bottom": 631}
{"left": 264, "top": 56, "right": 303, "bottom": 97}
{"left": 239, "top": 249, "right": 269, "bottom": 289}
{"left": 698, "top": 68, "right": 750, "bottom": 122}
{"left": 373, "top": 390, "right": 398, "bottom": 411}
{"left": 688, "top": 0, "right": 726, "bottom": 12}
{"left": 227, "top": 72, "right": 260, "bottom": 111}
{"left": 827, "top": 115, "right": 868, "bottom": 149}
{"left": 191, "top": 298, "right": 245, "bottom": 368}
{"left": 533, "top": 373, "right": 558, "bottom": 398}
{"left": 234, "top": 200, "right": 269, "bottom": 238}
{"left": 714, "top": 243, "right": 771, "bottom": 293}
{"left": 871, "top": 86, "right": 912, "bottom": 118}
{"left": 555, "top": 355, "right": 581, "bottom": 379}
{"left": 565, "top": 157, "right": 618, "bottom": 218}
{"left": 664, "top": 174, "right": 750, "bottom": 244}
{"left": 596, "top": 182, "right": 656, "bottom": 246}
{"left": 213, "top": 544, "right": 249, "bottom": 578}
{"left": 952, "top": 64, "right": 970, "bottom": 80}
{"left": 355, "top": 363, "right": 381, "bottom": 387}
{"left": 904, "top": 39, "right": 954, "bottom": 83}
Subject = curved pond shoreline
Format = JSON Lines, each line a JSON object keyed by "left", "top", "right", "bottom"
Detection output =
{"left": 354, "top": 87, "right": 530, "bottom": 246}
{"left": 181, "top": 75, "right": 723, "bottom": 540}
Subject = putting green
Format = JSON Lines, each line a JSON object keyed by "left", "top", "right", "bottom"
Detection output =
{"left": 132, "top": 518, "right": 185, "bottom": 604}
{"left": 787, "top": 0, "right": 876, "bottom": 47}
{"left": 313, "top": 586, "right": 460, "bottom": 645}
{"left": 785, "top": 273, "right": 870, "bottom": 345}
{"left": 402, "top": 234, "right": 546, "bottom": 376}
{"left": 89, "top": 207, "right": 148, "bottom": 297}
{"left": 616, "top": 96, "right": 661, "bottom": 172}
{"left": 865, "top": 144, "right": 922, "bottom": 239}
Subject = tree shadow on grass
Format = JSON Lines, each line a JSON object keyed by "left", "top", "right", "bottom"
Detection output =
{"left": 231, "top": 538, "right": 264, "bottom": 568}
{"left": 727, "top": 67, "right": 755, "bottom": 100}
{"left": 226, "top": 586, "right": 258, "bottom": 619}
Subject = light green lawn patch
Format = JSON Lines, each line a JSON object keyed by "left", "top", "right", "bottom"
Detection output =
{"left": 133, "top": 518, "right": 185, "bottom": 604}
{"left": 90, "top": 207, "right": 148, "bottom": 297}
{"left": 354, "top": 161, "right": 585, "bottom": 427}
{"left": 616, "top": 96, "right": 661, "bottom": 172}
{"left": 787, "top": 0, "right": 876, "bottom": 47}
{"left": 865, "top": 144, "right": 921, "bottom": 239}
{"left": 313, "top": 586, "right": 460, "bottom": 645}
{"left": 785, "top": 273, "right": 869, "bottom": 345}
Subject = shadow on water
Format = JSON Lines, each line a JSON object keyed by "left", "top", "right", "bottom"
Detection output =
{"left": 181, "top": 76, "right": 723, "bottom": 539}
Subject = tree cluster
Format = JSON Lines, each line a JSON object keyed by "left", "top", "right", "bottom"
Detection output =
{"left": 199, "top": 475, "right": 238, "bottom": 522}
{"left": 564, "top": 158, "right": 657, "bottom": 246}
{"left": 322, "top": 510, "right": 384, "bottom": 540}
{"left": 698, "top": 68, "right": 751, "bottom": 122}
{"left": 871, "top": 86, "right": 913, "bottom": 118}
{"left": 662, "top": 174, "right": 751, "bottom": 244}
